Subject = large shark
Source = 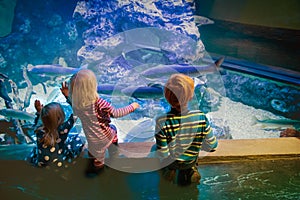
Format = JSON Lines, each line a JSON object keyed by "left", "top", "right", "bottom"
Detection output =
{"left": 97, "top": 84, "right": 125, "bottom": 96}
{"left": 99, "top": 81, "right": 206, "bottom": 100}
{"left": 27, "top": 64, "right": 87, "bottom": 77}
{"left": 252, "top": 116, "right": 300, "bottom": 130}
{"left": 140, "top": 57, "right": 224, "bottom": 79}
{"left": 96, "top": 83, "right": 163, "bottom": 99}
{"left": 121, "top": 84, "right": 163, "bottom": 99}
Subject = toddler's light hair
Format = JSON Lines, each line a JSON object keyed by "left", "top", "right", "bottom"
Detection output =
{"left": 69, "top": 69, "right": 99, "bottom": 109}
{"left": 164, "top": 73, "right": 194, "bottom": 112}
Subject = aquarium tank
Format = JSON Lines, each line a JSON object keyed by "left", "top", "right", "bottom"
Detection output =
{"left": 0, "top": 0, "right": 299, "bottom": 199}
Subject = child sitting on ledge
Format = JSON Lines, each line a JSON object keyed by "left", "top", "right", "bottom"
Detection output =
{"left": 154, "top": 73, "right": 218, "bottom": 185}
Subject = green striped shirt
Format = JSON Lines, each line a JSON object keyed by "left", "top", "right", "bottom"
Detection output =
{"left": 155, "top": 109, "right": 217, "bottom": 162}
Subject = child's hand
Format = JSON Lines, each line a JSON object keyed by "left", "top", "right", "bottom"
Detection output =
{"left": 34, "top": 100, "right": 43, "bottom": 113}
{"left": 60, "top": 81, "right": 69, "bottom": 98}
{"left": 131, "top": 102, "right": 140, "bottom": 110}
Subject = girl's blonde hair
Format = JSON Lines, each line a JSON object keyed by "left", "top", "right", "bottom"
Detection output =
{"left": 164, "top": 73, "right": 194, "bottom": 112}
{"left": 39, "top": 102, "right": 65, "bottom": 146}
{"left": 69, "top": 69, "right": 99, "bottom": 109}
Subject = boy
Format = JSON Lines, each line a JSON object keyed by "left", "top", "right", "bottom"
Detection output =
{"left": 155, "top": 73, "right": 218, "bottom": 185}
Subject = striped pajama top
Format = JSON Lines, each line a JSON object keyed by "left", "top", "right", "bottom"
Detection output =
{"left": 155, "top": 108, "right": 218, "bottom": 163}
{"left": 73, "top": 97, "right": 134, "bottom": 156}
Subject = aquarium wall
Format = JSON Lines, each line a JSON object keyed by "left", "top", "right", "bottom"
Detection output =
{"left": 196, "top": 0, "right": 300, "bottom": 30}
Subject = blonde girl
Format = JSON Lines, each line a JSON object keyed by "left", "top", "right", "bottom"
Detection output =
{"left": 67, "top": 69, "right": 139, "bottom": 176}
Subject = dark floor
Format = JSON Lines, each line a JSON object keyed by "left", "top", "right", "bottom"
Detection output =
{"left": 1, "top": 158, "right": 299, "bottom": 200}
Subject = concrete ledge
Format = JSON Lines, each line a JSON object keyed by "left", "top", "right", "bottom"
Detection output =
{"left": 200, "top": 138, "right": 299, "bottom": 155}
{"left": 198, "top": 137, "right": 300, "bottom": 164}
{"left": 1, "top": 138, "right": 299, "bottom": 165}
{"left": 117, "top": 138, "right": 300, "bottom": 164}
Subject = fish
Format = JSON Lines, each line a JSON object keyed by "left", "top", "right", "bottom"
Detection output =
{"left": 251, "top": 116, "right": 300, "bottom": 130}
{"left": 121, "top": 84, "right": 164, "bottom": 99}
{"left": 140, "top": 57, "right": 224, "bottom": 79}
{"left": 194, "top": 15, "right": 214, "bottom": 27}
{"left": 97, "top": 84, "right": 126, "bottom": 96}
{"left": 27, "top": 64, "right": 87, "bottom": 77}
{"left": 0, "top": 109, "right": 35, "bottom": 121}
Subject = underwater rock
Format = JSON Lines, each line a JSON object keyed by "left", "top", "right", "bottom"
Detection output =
{"left": 209, "top": 118, "right": 232, "bottom": 139}
{"left": 197, "top": 86, "right": 221, "bottom": 113}
{"left": 58, "top": 57, "right": 68, "bottom": 67}
{"left": 73, "top": 0, "right": 204, "bottom": 69}
{"left": 19, "top": 19, "right": 31, "bottom": 34}
{"left": 221, "top": 72, "right": 300, "bottom": 119}
{"left": 65, "top": 21, "right": 78, "bottom": 41}
{"left": 280, "top": 128, "right": 300, "bottom": 137}
{"left": 47, "top": 14, "right": 63, "bottom": 27}
{"left": 0, "top": 0, "right": 82, "bottom": 83}
{"left": 271, "top": 99, "right": 289, "bottom": 113}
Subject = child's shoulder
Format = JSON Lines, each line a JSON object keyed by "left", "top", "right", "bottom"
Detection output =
{"left": 187, "top": 110, "right": 208, "bottom": 118}
{"left": 96, "top": 97, "right": 109, "bottom": 104}
{"left": 95, "top": 97, "right": 112, "bottom": 108}
{"left": 188, "top": 110, "right": 205, "bottom": 115}
{"left": 155, "top": 113, "right": 175, "bottom": 123}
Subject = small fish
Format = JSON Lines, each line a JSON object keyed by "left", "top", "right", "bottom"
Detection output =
{"left": 141, "top": 57, "right": 224, "bottom": 79}
{"left": 121, "top": 84, "right": 164, "bottom": 99}
{"left": 0, "top": 109, "right": 35, "bottom": 121}
{"left": 193, "top": 15, "right": 214, "bottom": 27}
{"left": 27, "top": 64, "right": 87, "bottom": 77}
{"left": 252, "top": 116, "right": 300, "bottom": 130}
